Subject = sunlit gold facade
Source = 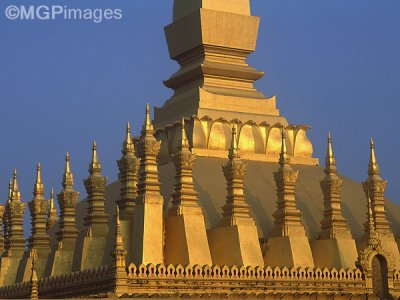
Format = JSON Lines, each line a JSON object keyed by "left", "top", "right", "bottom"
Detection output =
{"left": 0, "top": 0, "right": 399, "bottom": 299}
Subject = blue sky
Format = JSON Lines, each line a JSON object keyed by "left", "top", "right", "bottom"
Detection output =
{"left": 0, "top": 1, "right": 400, "bottom": 234}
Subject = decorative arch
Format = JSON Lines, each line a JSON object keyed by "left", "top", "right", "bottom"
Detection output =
{"left": 360, "top": 241, "right": 394, "bottom": 298}
{"left": 208, "top": 119, "right": 231, "bottom": 150}
{"left": 238, "top": 122, "right": 264, "bottom": 154}
{"left": 192, "top": 116, "right": 207, "bottom": 149}
{"left": 293, "top": 125, "right": 313, "bottom": 158}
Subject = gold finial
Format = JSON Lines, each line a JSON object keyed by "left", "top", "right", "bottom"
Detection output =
{"left": 7, "top": 178, "right": 12, "bottom": 203}
{"left": 143, "top": 103, "right": 154, "bottom": 132}
{"left": 13, "top": 168, "right": 19, "bottom": 193}
{"left": 368, "top": 138, "right": 380, "bottom": 176}
{"left": 89, "top": 141, "right": 101, "bottom": 173}
{"left": 325, "top": 132, "right": 336, "bottom": 173}
{"left": 50, "top": 188, "right": 55, "bottom": 209}
{"left": 62, "top": 152, "right": 74, "bottom": 188}
{"left": 92, "top": 141, "right": 98, "bottom": 164}
{"left": 65, "top": 152, "right": 71, "bottom": 173}
{"left": 36, "top": 162, "right": 42, "bottom": 184}
{"left": 228, "top": 126, "right": 239, "bottom": 158}
{"left": 33, "top": 162, "right": 44, "bottom": 197}
{"left": 126, "top": 122, "right": 132, "bottom": 145}
{"left": 11, "top": 168, "right": 21, "bottom": 201}
{"left": 180, "top": 117, "right": 189, "bottom": 149}
{"left": 122, "top": 122, "right": 134, "bottom": 155}
{"left": 279, "top": 127, "right": 289, "bottom": 166}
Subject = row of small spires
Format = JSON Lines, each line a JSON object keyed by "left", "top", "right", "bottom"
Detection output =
{"left": 1, "top": 104, "right": 383, "bottom": 234}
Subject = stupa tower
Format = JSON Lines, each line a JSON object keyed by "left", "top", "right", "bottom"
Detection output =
{"left": 154, "top": 0, "right": 317, "bottom": 165}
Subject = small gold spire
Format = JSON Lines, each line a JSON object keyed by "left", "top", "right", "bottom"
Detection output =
{"left": 89, "top": 141, "right": 102, "bottom": 173}
{"left": 34, "top": 162, "right": 44, "bottom": 197}
{"left": 50, "top": 188, "right": 55, "bottom": 209}
{"left": 7, "top": 178, "right": 12, "bottom": 203}
{"left": 92, "top": 141, "right": 98, "bottom": 164}
{"left": 368, "top": 138, "right": 380, "bottom": 176}
{"left": 126, "top": 122, "right": 132, "bottom": 145}
{"left": 62, "top": 152, "right": 74, "bottom": 188}
{"left": 325, "top": 132, "right": 336, "bottom": 174}
{"left": 228, "top": 126, "right": 239, "bottom": 158}
{"left": 279, "top": 127, "right": 289, "bottom": 166}
{"left": 11, "top": 168, "right": 21, "bottom": 201}
{"left": 180, "top": 117, "right": 189, "bottom": 149}
{"left": 143, "top": 103, "right": 154, "bottom": 132}
{"left": 65, "top": 152, "right": 71, "bottom": 173}
{"left": 13, "top": 168, "right": 19, "bottom": 193}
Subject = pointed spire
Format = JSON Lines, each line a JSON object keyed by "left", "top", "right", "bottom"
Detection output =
{"left": 7, "top": 178, "right": 12, "bottom": 203}
{"left": 279, "top": 127, "right": 290, "bottom": 166}
{"left": 50, "top": 188, "right": 55, "bottom": 209}
{"left": 122, "top": 122, "right": 134, "bottom": 154}
{"left": 228, "top": 126, "right": 239, "bottom": 159}
{"left": 11, "top": 168, "right": 21, "bottom": 202}
{"left": 46, "top": 188, "right": 57, "bottom": 232}
{"left": 368, "top": 138, "right": 380, "bottom": 176}
{"left": 65, "top": 152, "right": 70, "bottom": 173}
{"left": 62, "top": 152, "right": 74, "bottom": 188}
{"left": 89, "top": 141, "right": 102, "bottom": 173}
{"left": 33, "top": 162, "right": 44, "bottom": 198}
{"left": 325, "top": 132, "right": 337, "bottom": 174}
{"left": 126, "top": 122, "right": 132, "bottom": 143}
{"left": 142, "top": 103, "right": 154, "bottom": 133}
{"left": 180, "top": 117, "right": 189, "bottom": 149}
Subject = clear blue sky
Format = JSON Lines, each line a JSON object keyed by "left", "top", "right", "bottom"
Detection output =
{"left": 1, "top": 1, "right": 400, "bottom": 234}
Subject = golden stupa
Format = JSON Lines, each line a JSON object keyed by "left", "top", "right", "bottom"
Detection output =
{"left": 0, "top": 0, "right": 399, "bottom": 299}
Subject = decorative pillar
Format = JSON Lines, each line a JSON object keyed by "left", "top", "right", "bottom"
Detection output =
{"left": 28, "top": 163, "right": 50, "bottom": 250}
{"left": 358, "top": 139, "right": 400, "bottom": 272}
{"left": 6, "top": 169, "right": 26, "bottom": 256}
{"left": 0, "top": 169, "right": 27, "bottom": 286}
{"left": 207, "top": 127, "right": 263, "bottom": 266}
{"left": 117, "top": 122, "right": 139, "bottom": 218}
{"left": 165, "top": 118, "right": 212, "bottom": 266}
{"left": 57, "top": 153, "right": 79, "bottom": 244}
{"left": 83, "top": 142, "right": 109, "bottom": 233}
{"left": 18, "top": 163, "right": 51, "bottom": 282}
{"left": 264, "top": 129, "right": 314, "bottom": 268}
{"left": 45, "top": 153, "right": 79, "bottom": 277}
{"left": 117, "top": 123, "right": 140, "bottom": 262}
{"left": 363, "top": 139, "right": 393, "bottom": 236}
{"left": 311, "top": 134, "right": 358, "bottom": 268}
{"left": 132, "top": 104, "right": 164, "bottom": 265}
{"left": 73, "top": 142, "right": 110, "bottom": 271}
